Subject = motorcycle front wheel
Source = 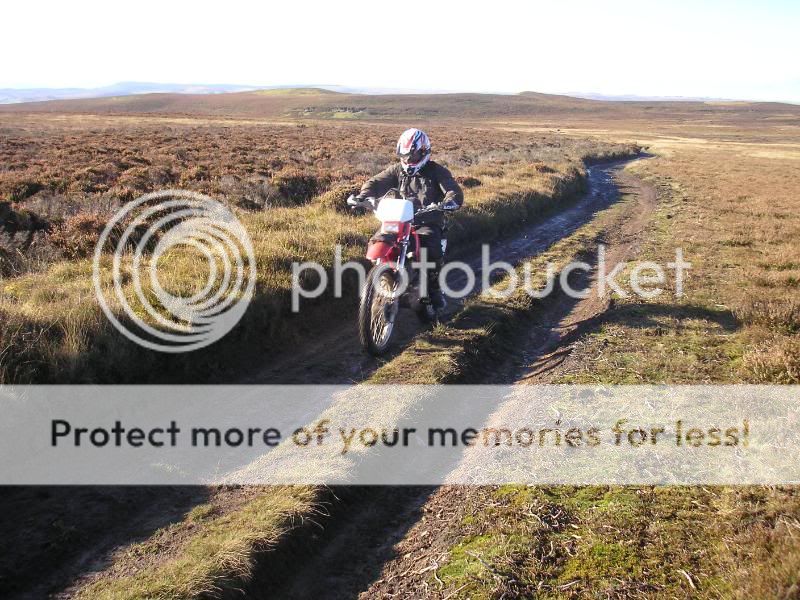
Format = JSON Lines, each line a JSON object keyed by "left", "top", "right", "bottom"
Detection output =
{"left": 358, "top": 266, "right": 400, "bottom": 355}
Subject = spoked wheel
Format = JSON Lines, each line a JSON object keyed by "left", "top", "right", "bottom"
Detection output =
{"left": 358, "top": 266, "right": 400, "bottom": 355}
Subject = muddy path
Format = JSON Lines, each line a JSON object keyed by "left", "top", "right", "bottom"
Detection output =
{"left": 262, "top": 163, "right": 657, "bottom": 599}
{"left": 248, "top": 157, "right": 635, "bottom": 385}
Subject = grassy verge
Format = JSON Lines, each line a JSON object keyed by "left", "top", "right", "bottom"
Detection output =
{"left": 428, "top": 143, "right": 800, "bottom": 598}
{"left": 79, "top": 486, "right": 321, "bottom": 599}
{"left": 433, "top": 484, "right": 800, "bottom": 598}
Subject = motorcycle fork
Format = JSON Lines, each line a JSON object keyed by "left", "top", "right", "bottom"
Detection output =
{"left": 387, "top": 239, "right": 412, "bottom": 315}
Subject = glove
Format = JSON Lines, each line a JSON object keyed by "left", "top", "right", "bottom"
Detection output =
{"left": 347, "top": 195, "right": 375, "bottom": 214}
{"left": 439, "top": 199, "right": 460, "bottom": 211}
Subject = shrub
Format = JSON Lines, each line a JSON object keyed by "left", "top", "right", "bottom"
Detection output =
{"left": 116, "top": 166, "right": 176, "bottom": 192}
{"left": 218, "top": 176, "right": 282, "bottom": 211}
{"left": 271, "top": 170, "right": 324, "bottom": 206}
{"left": 48, "top": 213, "right": 156, "bottom": 259}
{"left": 179, "top": 164, "right": 210, "bottom": 186}
{"left": 48, "top": 214, "right": 109, "bottom": 259}
{"left": 69, "top": 163, "right": 121, "bottom": 194}
{"left": 6, "top": 180, "right": 44, "bottom": 202}
{"left": 457, "top": 176, "right": 482, "bottom": 188}
{"left": 0, "top": 202, "right": 50, "bottom": 236}
{"left": 116, "top": 166, "right": 152, "bottom": 191}
{"left": 315, "top": 182, "right": 361, "bottom": 212}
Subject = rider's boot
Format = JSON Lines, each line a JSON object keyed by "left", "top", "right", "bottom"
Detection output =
{"left": 428, "top": 266, "right": 446, "bottom": 311}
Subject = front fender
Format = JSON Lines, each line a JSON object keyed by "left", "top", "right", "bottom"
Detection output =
{"left": 366, "top": 241, "right": 399, "bottom": 262}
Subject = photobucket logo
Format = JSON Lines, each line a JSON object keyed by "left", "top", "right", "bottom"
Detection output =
{"left": 291, "top": 245, "right": 691, "bottom": 311}
{"left": 92, "top": 190, "right": 256, "bottom": 353}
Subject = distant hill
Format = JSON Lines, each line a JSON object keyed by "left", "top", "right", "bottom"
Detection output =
{"left": 0, "top": 82, "right": 269, "bottom": 104}
{"left": 1, "top": 87, "right": 798, "bottom": 127}
{"left": 3, "top": 82, "right": 797, "bottom": 111}
{"left": 0, "top": 82, "right": 464, "bottom": 105}
{"left": 566, "top": 92, "right": 737, "bottom": 102}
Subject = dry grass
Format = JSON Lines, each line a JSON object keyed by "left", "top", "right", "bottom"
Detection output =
{"left": 76, "top": 486, "right": 321, "bottom": 600}
{"left": 500, "top": 135, "right": 800, "bottom": 598}
{"left": 356, "top": 128, "right": 800, "bottom": 599}
{"left": 557, "top": 143, "right": 800, "bottom": 385}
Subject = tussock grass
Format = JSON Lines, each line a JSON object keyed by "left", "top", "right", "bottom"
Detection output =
{"left": 478, "top": 140, "right": 800, "bottom": 599}
{"left": 77, "top": 486, "right": 321, "bottom": 600}
{"left": 557, "top": 145, "right": 800, "bottom": 385}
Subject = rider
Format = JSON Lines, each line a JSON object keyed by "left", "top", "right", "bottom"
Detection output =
{"left": 354, "top": 128, "right": 463, "bottom": 309}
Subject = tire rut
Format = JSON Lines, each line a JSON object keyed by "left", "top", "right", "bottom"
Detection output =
{"left": 258, "top": 160, "right": 656, "bottom": 599}
{"left": 357, "top": 165, "right": 657, "bottom": 600}
{"left": 245, "top": 157, "right": 636, "bottom": 385}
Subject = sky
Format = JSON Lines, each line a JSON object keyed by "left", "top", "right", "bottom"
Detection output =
{"left": 4, "top": 0, "right": 799, "bottom": 102}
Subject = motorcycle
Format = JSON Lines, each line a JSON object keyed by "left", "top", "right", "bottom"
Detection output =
{"left": 347, "top": 193, "right": 458, "bottom": 355}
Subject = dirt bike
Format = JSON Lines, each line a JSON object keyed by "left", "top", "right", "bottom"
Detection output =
{"left": 347, "top": 193, "right": 458, "bottom": 355}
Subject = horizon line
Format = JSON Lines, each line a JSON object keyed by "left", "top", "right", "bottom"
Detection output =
{"left": 0, "top": 81, "right": 798, "bottom": 105}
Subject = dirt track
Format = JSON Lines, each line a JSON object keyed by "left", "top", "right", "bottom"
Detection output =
{"left": 259, "top": 163, "right": 657, "bottom": 598}
{"left": 247, "top": 158, "right": 633, "bottom": 385}
{"left": 2, "top": 158, "right": 647, "bottom": 600}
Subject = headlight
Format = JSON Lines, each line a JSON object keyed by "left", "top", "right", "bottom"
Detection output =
{"left": 383, "top": 223, "right": 400, "bottom": 233}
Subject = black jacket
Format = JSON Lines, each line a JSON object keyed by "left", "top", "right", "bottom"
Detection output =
{"left": 357, "top": 161, "right": 463, "bottom": 227}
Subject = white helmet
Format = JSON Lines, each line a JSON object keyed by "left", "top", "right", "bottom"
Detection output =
{"left": 396, "top": 128, "right": 431, "bottom": 176}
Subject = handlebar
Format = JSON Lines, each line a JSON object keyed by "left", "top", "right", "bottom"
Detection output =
{"left": 416, "top": 201, "right": 459, "bottom": 215}
{"left": 346, "top": 195, "right": 458, "bottom": 214}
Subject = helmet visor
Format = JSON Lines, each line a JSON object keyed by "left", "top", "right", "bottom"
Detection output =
{"left": 399, "top": 147, "right": 426, "bottom": 168}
